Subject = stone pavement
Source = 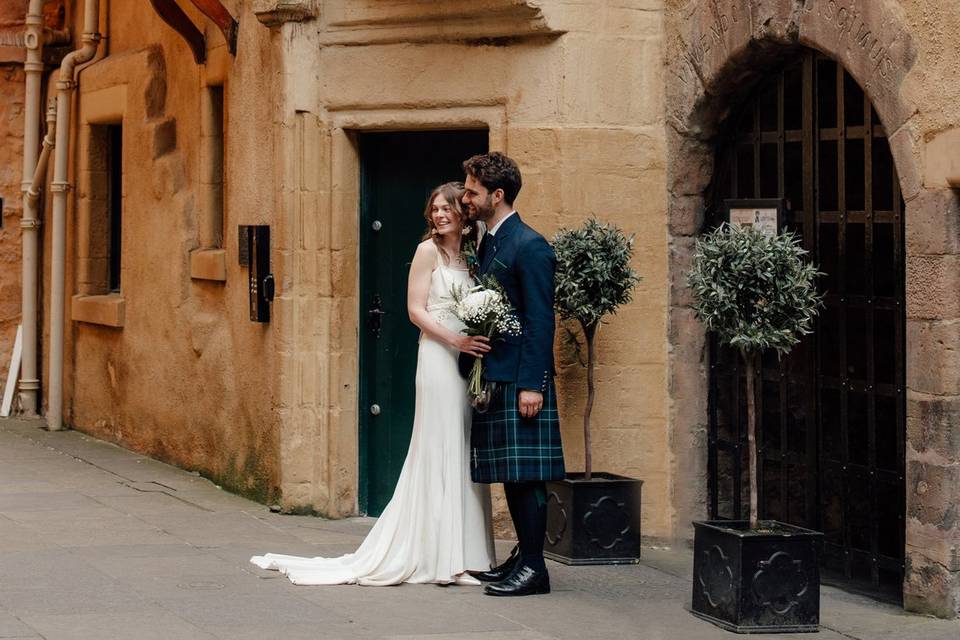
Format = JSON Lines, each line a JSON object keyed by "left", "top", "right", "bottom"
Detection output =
{"left": 0, "top": 418, "right": 956, "bottom": 640}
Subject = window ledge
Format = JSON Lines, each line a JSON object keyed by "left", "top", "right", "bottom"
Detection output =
{"left": 72, "top": 293, "right": 125, "bottom": 328}
{"left": 190, "top": 248, "right": 227, "bottom": 282}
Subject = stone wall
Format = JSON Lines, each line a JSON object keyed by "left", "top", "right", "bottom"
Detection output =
{"left": 0, "top": 64, "right": 24, "bottom": 396}
{"left": 260, "top": 0, "right": 674, "bottom": 538}
{"left": 663, "top": 0, "right": 960, "bottom": 618}
{"left": 45, "top": 1, "right": 282, "bottom": 503}
{"left": 0, "top": 5, "right": 26, "bottom": 403}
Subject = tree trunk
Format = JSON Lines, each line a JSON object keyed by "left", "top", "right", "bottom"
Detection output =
{"left": 743, "top": 350, "right": 759, "bottom": 530}
{"left": 583, "top": 322, "right": 597, "bottom": 481}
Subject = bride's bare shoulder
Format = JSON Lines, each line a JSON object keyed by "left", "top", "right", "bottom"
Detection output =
{"left": 412, "top": 240, "right": 440, "bottom": 265}
{"left": 415, "top": 239, "right": 438, "bottom": 256}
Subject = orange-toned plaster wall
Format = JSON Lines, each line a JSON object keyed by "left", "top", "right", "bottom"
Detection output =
{"left": 0, "top": 65, "right": 24, "bottom": 384}
{"left": 44, "top": 1, "right": 281, "bottom": 501}
{"left": 0, "top": 7, "right": 26, "bottom": 393}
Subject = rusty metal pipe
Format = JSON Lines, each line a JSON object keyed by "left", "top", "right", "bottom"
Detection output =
{"left": 187, "top": 0, "right": 238, "bottom": 53}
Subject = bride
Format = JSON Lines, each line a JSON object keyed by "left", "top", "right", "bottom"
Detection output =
{"left": 251, "top": 182, "right": 496, "bottom": 586}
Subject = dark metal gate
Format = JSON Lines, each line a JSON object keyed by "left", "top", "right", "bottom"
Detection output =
{"left": 706, "top": 50, "right": 906, "bottom": 602}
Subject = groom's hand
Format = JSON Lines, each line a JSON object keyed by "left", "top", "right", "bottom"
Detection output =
{"left": 518, "top": 390, "right": 543, "bottom": 418}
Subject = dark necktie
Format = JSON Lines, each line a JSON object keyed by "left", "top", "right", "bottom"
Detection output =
{"left": 478, "top": 233, "right": 491, "bottom": 266}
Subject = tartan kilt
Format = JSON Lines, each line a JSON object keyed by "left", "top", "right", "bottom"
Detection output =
{"left": 470, "top": 381, "right": 565, "bottom": 484}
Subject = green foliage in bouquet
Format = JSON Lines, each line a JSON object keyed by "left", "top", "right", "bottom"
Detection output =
{"left": 687, "top": 223, "right": 822, "bottom": 528}
{"left": 553, "top": 219, "right": 641, "bottom": 480}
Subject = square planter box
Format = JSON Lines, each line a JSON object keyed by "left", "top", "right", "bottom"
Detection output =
{"left": 691, "top": 520, "right": 823, "bottom": 634}
{"left": 544, "top": 473, "right": 642, "bottom": 565}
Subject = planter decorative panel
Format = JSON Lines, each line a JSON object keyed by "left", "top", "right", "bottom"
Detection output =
{"left": 545, "top": 473, "right": 642, "bottom": 565}
{"left": 691, "top": 520, "right": 823, "bottom": 634}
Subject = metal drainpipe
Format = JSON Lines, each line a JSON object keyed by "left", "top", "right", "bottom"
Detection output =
{"left": 25, "top": 102, "right": 57, "bottom": 254}
{"left": 26, "top": 103, "right": 57, "bottom": 207}
{"left": 48, "top": 0, "right": 102, "bottom": 431}
{"left": 19, "top": 0, "right": 46, "bottom": 416}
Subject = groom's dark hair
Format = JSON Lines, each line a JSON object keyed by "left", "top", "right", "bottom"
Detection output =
{"left": 462, "top": 152, "right": 522, "bottom": 205}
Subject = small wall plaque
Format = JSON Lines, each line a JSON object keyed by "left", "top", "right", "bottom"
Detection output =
{"left": 725, "top": 199, "right": 786, "bottom": 238}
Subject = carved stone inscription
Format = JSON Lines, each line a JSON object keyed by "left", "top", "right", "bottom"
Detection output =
{"left": 676, "top": 1, "right": 744, "bottom": 88}
{"left": 687, "top": 3, "right": 742, "bottom": 67}
{"left": 678, "top": 1, "right": 905, "bottom": 90}
{"left": 800, "top": 0, "right": 900, "bottom": 83}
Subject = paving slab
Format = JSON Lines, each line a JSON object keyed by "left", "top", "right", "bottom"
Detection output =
{"left": 0, "top": 417, "right": 956, "bottom": 640}
{"left": 0, "top": 492, "right": 102, "bottom": 513}
{"left": 0, "top": 585, "right": 150, "bottom": 617}
{"left": 0, "top": 609, "right": 36, "bottom": 639}
{"left": 18, "top": 611, "right": 216, "bottom": 640}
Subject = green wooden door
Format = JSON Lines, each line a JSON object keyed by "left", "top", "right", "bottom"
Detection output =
{"left": 358, "top": 130, "right": 488, "bottom": 515}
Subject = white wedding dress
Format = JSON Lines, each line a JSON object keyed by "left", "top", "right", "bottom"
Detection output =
{"left": 251, "top": 254, "right": 495, "bottom": 586}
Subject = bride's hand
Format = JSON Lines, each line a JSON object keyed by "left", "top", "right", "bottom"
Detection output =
{"left": 455, "top": 335, "right": 491, "bottom": 357}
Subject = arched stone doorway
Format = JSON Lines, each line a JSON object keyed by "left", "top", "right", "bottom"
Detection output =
{"left": 665, "top": 1, "right": 959, "bottom": 617}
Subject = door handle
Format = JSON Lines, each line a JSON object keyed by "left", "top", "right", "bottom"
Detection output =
{"left": 368, "top": 294, "right": 386, "bottom": 338}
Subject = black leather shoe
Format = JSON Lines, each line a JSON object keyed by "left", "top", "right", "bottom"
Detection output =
{"left": 467, "top": 545, "right": 520, "bottom": 582}
{"left": 483, "top": 564, "right": 551, "bottom": 597}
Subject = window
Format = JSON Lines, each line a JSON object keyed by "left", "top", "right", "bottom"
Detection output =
{"left": 108, "top": 124, "right": 122, "bottom": 291}
{"left": 81, "top": 123, "right": 123, "bottom": 295}
{"left": 190, "top": 85, "right": 228, "bottom": 282}
{"left": 202, "top": 84, "right": 224, "bottom": 247}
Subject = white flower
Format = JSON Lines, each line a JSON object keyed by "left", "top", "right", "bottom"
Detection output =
{"left": 447, "top": 280, "right": 521, "bottom": 340}
{"left": 457, "top": 289, "right": 501, "bottom": 318}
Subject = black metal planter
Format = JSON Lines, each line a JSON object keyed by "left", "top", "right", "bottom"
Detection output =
{"left": 691, "top": 520, "right": 823, "bottom": 634}
{"left": 544, "top": 473, "right": 642, "bottom": 565}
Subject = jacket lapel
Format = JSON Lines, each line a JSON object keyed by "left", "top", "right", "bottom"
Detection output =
{"left": 480, "top": 213, "right": 521, "bottom": 275}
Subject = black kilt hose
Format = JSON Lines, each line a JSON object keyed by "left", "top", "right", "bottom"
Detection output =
{"left": 470, "top": 382, "right": 565, "bottom": 484}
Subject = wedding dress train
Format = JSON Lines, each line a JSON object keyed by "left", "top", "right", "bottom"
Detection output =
{"left": 251, "top": 258, "right": 495, "bottom": 585}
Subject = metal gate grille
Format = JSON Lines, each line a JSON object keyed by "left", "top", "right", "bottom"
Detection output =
{"left": 706, "top": 50, "right": 906, "bottom": 602}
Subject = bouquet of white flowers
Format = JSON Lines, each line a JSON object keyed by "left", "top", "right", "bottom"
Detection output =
{"left": 447, "top": 275, "right": 522, "bottom": 411}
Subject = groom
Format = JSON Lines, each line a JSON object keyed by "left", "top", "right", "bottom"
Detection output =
{"left": 459, "top": 152, "right": 565, "bottom": 596}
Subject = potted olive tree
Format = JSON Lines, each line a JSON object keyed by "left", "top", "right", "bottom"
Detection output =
{"left": 544, "top": 219, "right": 642, "bottom": 565}
{"left": 687, "top": 223, "right": 823, "bottom": 633}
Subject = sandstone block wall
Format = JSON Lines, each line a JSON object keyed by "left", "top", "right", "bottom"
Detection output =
{"left": 664, "top": 0, "right": 960, "bottom": 618}
{"left": 263, "top": 0, "right": 673, "bottom": 537}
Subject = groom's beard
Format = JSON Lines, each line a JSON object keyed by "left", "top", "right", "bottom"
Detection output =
{"left": 472, "top": 196, "right": 496, "bottom": 223}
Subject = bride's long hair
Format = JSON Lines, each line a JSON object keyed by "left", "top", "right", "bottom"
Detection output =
{"left": 421, "top": 181, "right": 477, "bottom": 263}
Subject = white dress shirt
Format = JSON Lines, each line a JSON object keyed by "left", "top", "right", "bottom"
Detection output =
{"left": 486, "top": 210, "right": 517, "bottom": 237}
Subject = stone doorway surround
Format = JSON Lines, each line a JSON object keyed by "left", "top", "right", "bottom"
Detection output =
{"left": 664, "top": 0, "right": 959, "bottom": 618}
{"left": 269, "top": 100, "right": 507, "bottom": 520}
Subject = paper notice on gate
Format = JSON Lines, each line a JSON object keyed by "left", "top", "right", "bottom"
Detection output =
{"left": 729, "top": 206, "right": 779, "bottom": 237}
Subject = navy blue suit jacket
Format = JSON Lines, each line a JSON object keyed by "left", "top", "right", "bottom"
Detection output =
{"left": 461, "top": 213, "right": 556, "bottom": 392}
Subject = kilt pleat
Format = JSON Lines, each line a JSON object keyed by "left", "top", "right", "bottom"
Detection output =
{"left": 470, "top": 381, "right": 565, "bottom": 484}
